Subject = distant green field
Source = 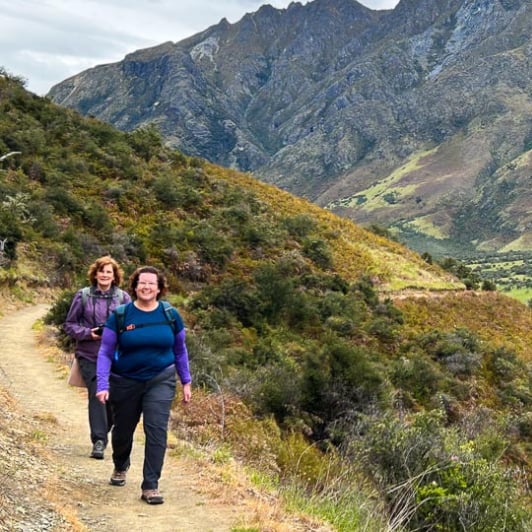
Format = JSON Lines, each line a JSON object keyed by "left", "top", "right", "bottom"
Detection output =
{"left": 463, "top": 250, "right": 532, "bottom": 306}
{"left": 502, "top": 287, "right": 532, "bottom": 305}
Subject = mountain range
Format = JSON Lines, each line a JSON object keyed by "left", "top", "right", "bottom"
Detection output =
{"left": 2, "top": 50, "right": 532, "bottom": 530}
{"left": 48, "top": 0, "right": 532, "bottom": 256}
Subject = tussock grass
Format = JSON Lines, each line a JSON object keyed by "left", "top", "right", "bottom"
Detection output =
{"left": 395, "top": 291, "right": 532, "bottom": 361}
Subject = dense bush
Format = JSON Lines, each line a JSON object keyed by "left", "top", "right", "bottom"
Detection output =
{"left": 4, "top": 73, "right": 530, "bottom": 529}
{"left": 351, "top": 411, "right": 531, "bottom": 531}
{"left": 125, "top": 124, "right": 162, "bottom": 161}
{"left": 43, "top": 288, "right": 77, "bottom": 351}
{"left": 282, "top": 213, "right": 317, "bottom": 238}
{"left": 391, "top": 352, "right": 445, "bottom": 406}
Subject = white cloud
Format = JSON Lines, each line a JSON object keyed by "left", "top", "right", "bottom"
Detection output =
{"left": 0, "top": 0, "right": 399, "bottom": 95}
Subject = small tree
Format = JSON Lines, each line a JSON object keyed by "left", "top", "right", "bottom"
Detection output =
{"left": 481, "top": 279, "right": 496, "bottom": 291}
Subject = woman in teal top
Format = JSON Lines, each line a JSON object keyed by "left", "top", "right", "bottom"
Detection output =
{"left": 96, "top": 266, "right": 191, "bottom": 505}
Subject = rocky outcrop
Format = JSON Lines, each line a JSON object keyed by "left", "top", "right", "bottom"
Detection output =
{"left": 48, "top": 0, "right": 532, "bottom": 255}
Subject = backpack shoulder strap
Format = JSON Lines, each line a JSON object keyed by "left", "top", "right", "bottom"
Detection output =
{"left": 113, "top": 301, "right": 177, "bottom": 336}
{"left": 83, "top": 286, "right": 124, "bottom": 305}
{"left": 114, "top": 287, "right": 125, "bottom": 305}
{"left": 113, "top": 303, "right": 129, "bottom": 334}
{"left": 81, "top": 286, "right": 92, "bottom": 309}
{"left": 160, "top": 301, "right": 177, "bottom": 334}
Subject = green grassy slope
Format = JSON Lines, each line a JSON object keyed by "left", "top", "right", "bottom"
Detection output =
{"left": 2, "top": 72, "right": 531, "bottom": 531}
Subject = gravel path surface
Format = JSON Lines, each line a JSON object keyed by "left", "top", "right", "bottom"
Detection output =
{"left": 0, "top": 304, "right": 249, "bottom": 531}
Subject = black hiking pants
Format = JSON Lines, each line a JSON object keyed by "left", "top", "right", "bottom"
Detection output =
{"left": 109, "top": 366, "right": 177, "bottom": 490}
{"left": 78, "top": 357, "right": 113, "bottom": 446}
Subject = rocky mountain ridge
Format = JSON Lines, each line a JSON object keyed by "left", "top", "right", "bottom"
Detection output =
{"left": 48, "top": 0, "right": 532, "bottom": 256}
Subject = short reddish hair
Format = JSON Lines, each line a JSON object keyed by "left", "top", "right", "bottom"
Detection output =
{"left": 87, "top": 255, "right": 124, "bottom": 287}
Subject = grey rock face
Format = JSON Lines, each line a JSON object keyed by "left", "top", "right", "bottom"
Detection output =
{"left": 48, "top": 0, "right": 532, "bottom": 254}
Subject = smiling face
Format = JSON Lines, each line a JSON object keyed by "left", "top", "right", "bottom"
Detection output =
{"left": 95, "top": 264, "right": 115, "bottom": 291}
{"left": 135, "top": 272, "right": 161, "bottom": 304}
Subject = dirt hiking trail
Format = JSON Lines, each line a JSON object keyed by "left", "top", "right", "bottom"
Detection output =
{"left": 0, "top": 304, "right": 256, "bottom": 531}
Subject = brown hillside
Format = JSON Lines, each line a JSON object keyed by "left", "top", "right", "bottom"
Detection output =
{"left": 394, "top": 291, "right": 532, "bottom": 362}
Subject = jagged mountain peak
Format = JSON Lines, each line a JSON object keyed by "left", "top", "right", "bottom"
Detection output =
{"left": 48, "top": 0, "right": 532, "bottom": 256}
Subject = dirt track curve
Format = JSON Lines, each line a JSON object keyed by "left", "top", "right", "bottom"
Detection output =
{"left": 0, "top": 304, "right": 249, "bottom": 531}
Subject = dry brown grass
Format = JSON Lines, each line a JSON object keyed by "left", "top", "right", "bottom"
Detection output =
{"left": 211, "top": 164, "right": 463, "bottom": 292}
{"left": 395, "top": 290, "right": 532, "bottom": 361}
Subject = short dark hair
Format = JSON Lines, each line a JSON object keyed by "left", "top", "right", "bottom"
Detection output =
{"left": 128, "top": 266, "right": 167, "bottom": 300}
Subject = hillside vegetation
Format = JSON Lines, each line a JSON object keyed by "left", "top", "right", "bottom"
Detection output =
{"left": 47, "top": 0, "right": 532, "bottom": 258}
{"left": 1, "top": 72, "right": 531, "bottom": 530}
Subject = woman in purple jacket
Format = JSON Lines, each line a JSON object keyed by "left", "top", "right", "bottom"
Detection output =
{"left": 64, "top": 256, "right": 131, "bottom": 460}
{"left": 96, "top": 266, "right": 191, "bottom": 505}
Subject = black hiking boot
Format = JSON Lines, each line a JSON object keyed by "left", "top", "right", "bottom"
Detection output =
{"left": 90, "top": 440, "right": 105, "bottom": 459}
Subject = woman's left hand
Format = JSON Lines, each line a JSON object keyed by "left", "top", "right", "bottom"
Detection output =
{"left": 182, "top": 382, "right": 192, "bottom": 404}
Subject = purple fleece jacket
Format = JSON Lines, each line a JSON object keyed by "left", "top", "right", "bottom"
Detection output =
{"left": 63, "top": 286, "right": 131, "bottom": 362}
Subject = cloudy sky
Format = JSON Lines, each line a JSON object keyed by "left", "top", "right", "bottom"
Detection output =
{"left": 0, "top": 0, "right": 399, "bottom": 96}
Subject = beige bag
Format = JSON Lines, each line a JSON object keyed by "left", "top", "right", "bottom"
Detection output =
{"left": 67, "top": 358, "right": 86, "bottom": 387}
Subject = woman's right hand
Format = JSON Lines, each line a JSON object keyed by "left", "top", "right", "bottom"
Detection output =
{"left": 96, "top": 390, "right": 109, "bottom": 404}
{"left": 90, "top": 327, "right": 103, "bottom": 340}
